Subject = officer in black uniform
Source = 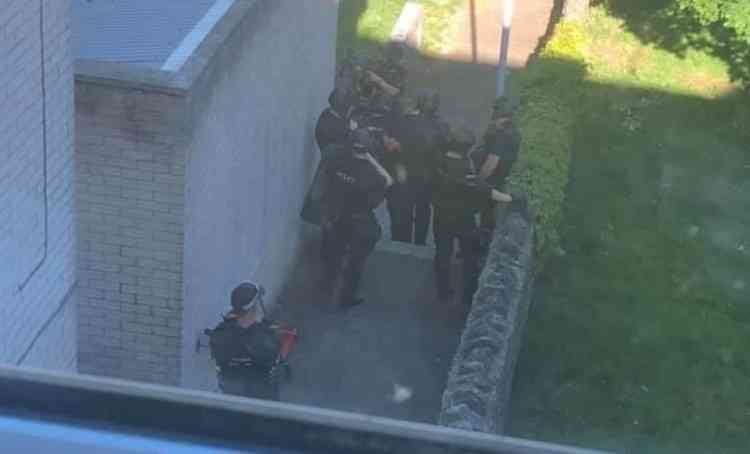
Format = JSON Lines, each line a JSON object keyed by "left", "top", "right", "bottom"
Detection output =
{"left": 312, "top": 87, "right": 358, "bottom": 259}
{"left": 315, "top": 87, "right": 355, "bottom": 151}
{"left": 395, "top": 90, "right": 449, "bottom": 245}
{"left": 373, "top": 41, "right": 408, "bottom": 95}
{"left": 321, "top": 128, "right": 395, "bottom": 308}
{"left": 433, "top": 126, "right": 512, "bottom": 304}
{"left": 209, "top": 282, "right": 281, "bottom": 400}
{"left": 472, "top": 108, "right": 520, "bottom": 237}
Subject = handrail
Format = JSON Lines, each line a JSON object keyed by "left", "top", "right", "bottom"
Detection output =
{"left": 0, "top": 366, "right": 605, "bottom": 454}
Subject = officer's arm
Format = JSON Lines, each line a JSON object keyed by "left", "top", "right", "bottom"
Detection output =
{"left": 479, "top": 154, "right": 500, "bottom": 180}
{"left": 491, "top": 189, "right": 512, "bottom": 203}
{"left": 367, "top": 71, "right": 400, "bottom": 97}
{"left": 365, "top": 152, "right": 394, "bottom": 188}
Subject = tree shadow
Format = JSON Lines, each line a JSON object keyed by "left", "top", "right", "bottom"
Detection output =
{"left": 336, "top": 0, "right": 369, "bottom": 58}
{"left": 596, "top": 0, "right": 750, "bottom": 88}
{"left": 316, "top": 17, "right": 750, "bottom": 452}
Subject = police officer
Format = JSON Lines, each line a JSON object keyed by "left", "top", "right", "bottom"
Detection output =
{"left": 433, "top": 126, "right": 512, "bottom": 304}
{"left": 321, "top": 128, "right": 395, "bottom": 308}
{"left": 472, "top": 107, "right": 521, "bottom": 237}
{"left": 208, "top": 282, "right": 282, "bottom": 400}
{"left": 373, "top": 41, "right": 407, "bottom": 94}
{"left": 394, "top": 90, "right": 450, "bottom": 245}
{"left": 315, "top": 87, "right": 355, "bottom": 151}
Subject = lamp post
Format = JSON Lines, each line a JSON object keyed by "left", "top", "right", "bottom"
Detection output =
{"left": 496, "top": 0, "right": 515, "bottom": 97}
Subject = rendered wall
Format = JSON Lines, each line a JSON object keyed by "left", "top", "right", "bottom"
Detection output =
{"left": 181, "top": 0, "right": 338, "bottom": 388}
{"left": 0, "top": 0, "right": 77, "bottom": 371}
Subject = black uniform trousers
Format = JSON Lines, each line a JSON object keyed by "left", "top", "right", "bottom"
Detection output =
{"left": 433, "top": 207, "right": 481, "bottom": 305}
{"left": 323, "top": 213, "right": 381, "bottom": 302}
{"left": 387, "top": 177, "right": 432, "bottom": 245}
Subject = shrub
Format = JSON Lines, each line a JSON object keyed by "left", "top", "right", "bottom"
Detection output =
{"left": 507, "top": 21, "right": 590, "bottom": 263}
{"left": 675, "top": 0, "right": 750, "bottom": 87}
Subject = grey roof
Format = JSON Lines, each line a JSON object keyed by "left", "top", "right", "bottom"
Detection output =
{"left": 73, "top": 0, "right": 219, "bottom": 69}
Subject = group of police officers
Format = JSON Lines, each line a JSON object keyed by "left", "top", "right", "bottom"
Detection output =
{"left": 208, "top": 44, "right": 522, "bottom": 401}
{"left": 313, "top": 43, "right": 520, "bottom": 309}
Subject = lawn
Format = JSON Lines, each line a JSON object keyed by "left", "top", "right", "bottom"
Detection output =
{"left": 510, "top": 4, "right": 750, "bottom": 454}
{"left": 336, "top": 0, "right": 407, "bottom": 58}
{"left": 336, "top": 0, "right": 463, "bottom": 58}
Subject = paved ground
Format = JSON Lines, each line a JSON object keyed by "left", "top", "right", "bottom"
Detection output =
{"left": 277, "top": 229, "right": 468, "bottom": 423}
{"left": 187, "top": 0, "right": 554, "bottom": 424}
{"left": 404, "top": 0, "right": 555, "bottom": 132}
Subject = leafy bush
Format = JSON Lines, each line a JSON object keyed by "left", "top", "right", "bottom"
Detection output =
{"left": 675, "top": 0, "right": 750, "bottom": 87}
{"left": 507, "top": 21, "right": 590, "bottom": 262}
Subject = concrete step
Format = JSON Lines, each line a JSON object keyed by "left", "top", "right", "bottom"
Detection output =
{"left": 375, "top": 239, "right": 434, "bottom": 260}
{"left": 277, "top": 236, "right": 469, "bottom": 424}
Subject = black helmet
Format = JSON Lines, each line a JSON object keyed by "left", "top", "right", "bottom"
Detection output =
{"left": 415, "top": 90, "right": 440, "bottom": 116}
{"left": 329, "top": 87, "right": 353, "bottom": 113}
{"left": 350, "top": 128, "right": 375, "bottom": 154}
{"left": 230, "top": 282, "right": 260, "bottom": 311}
{"left": 448, "top": 125, "right": 476, "bottom": 153}
{"left": 491, "top": 96, "right": 514, "bottom": 120}
{"left": 385, "top": 42, "right": 406, "bottom": 62}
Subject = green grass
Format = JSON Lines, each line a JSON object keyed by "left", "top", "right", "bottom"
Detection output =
{"left": 336, "top": 0, "right": 463, "bottom": 58}
{"left": 419, "top": 0, "right": 464, "bottom": 54}
{"left": 336, "top": 0, "right": 407, "bottom": 59}
{"left": 510, "top": 4, "right": 750, "bottom": 454}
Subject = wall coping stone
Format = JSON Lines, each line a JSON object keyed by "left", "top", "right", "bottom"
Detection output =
{"left": 74, "top": 0, "right": 259, "bottom": 95}
{"left": 439, "top": 199, "right": 536, "bottom": 434}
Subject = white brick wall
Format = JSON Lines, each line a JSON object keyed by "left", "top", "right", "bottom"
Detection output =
{"left": 0, "top": 0, "right": 77, "bottom": 370}
{"left": 75, "top": 84, "right": 187, "bottom": 385}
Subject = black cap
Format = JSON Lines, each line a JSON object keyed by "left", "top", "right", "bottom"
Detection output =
{"left": 230, "top": 282, "right": 259, "bottom": 311}
{"left": 415, "top": 90, "right": 440, "bottom": 115}
{"left": 448, "top": 125, "right": 476, "bottom": 153}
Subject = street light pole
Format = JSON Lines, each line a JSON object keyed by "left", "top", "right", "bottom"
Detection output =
{"left": 496, "top": 0, "right": 515, "bottom": 97}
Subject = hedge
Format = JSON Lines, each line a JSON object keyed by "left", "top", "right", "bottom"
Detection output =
{"left": 507, "top": 21, "right": 590, "bottom": 263}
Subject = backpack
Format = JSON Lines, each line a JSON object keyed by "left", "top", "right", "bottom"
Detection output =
{"left": 208, "top": 319, "right": 245, "bottom": 368}
{"left": 209, "top": 318, "right": 280, "bottom": 371}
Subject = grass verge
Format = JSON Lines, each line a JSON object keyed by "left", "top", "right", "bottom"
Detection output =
{"left": 509, "top": 4, "right": 750, "bottom": 454}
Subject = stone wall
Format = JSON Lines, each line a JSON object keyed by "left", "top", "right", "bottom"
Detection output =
{"left": 180, "top": 0, "right": 337, "bottom": 389}
{"left": 440, "top": 201, "right": 535, "bottom": 433}
{"left": 75, "top": 80, "right": 188, "bottom": 385}
{"left": 0, "top": 0, "right": 77, "bottom": 371}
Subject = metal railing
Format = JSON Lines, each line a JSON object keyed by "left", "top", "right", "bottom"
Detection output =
{"left": 0, "top": 365, "right": 606, "bottom": 454}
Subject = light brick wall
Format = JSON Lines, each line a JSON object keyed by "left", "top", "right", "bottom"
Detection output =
{"left": 0, "top": 0, "right": 77, "bottom": 370}
{"left": 180, "top": 0, "right": 338, "bottom": 389}
{"left": 75, "top": 83, "right": 187, "bottom": 385}
{"left": 75, "top": 0, "right": 338, "bottom": 388}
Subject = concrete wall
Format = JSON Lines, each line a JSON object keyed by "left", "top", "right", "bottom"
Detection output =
{"left": 75, "top": 81, "right": 188, "bottom": 385}
{"left": 0, "top": 0, "right": 77, "bottom": 371}
{"left": 180, "top": 0, "right": 338, "bottom": 388}
{"left": 440, "top": 201, "right": 535, "bottom": 434}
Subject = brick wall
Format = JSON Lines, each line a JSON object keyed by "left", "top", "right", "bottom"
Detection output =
{"left": 180, "top": 0, "right": 338, "bottom": 389}
{"left": 74, "top": 0, "right": 338, "bottom": 387}
{"left": 75, "top": 82, "right": 188, "bottom": 385}
{"left": 0, "top": 0, "right": 77, "bottom": 370}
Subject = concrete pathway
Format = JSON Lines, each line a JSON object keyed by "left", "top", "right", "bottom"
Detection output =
{"left": 186, "top": 0, "right": 555, "bottom": 425}
{"left": 277, "top": 229, "right": 468, "bottom": 423}
{"left": 404, "top": 0, "right": 555, "bottom": 132}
